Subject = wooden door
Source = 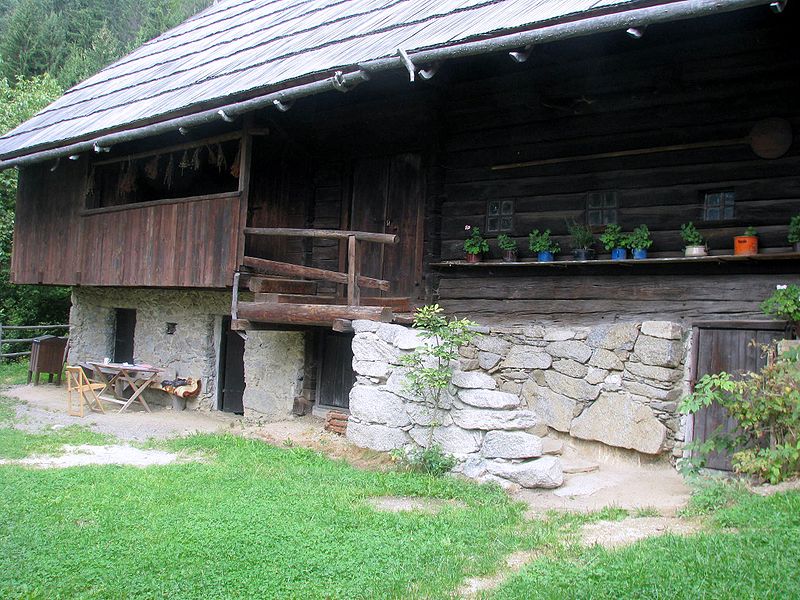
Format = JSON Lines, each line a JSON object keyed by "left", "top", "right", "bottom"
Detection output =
{"left": 218, "top": 317, "right": 245, "bottom": 414}
{"left": 113, "top": 308, "right": 136, "bottom": 363}
{"left": 350, "top": 154, "right": 424, "bottom": 298}
{"left": 316, "top": 331, "right": 354, "bottom": 409}
{"left": 692, "top": 321, "right": 787, "bottom": 470}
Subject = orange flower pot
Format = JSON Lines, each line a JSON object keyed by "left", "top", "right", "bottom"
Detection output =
{"left": 733, "top": 235, "right": 758, "bottom": 256}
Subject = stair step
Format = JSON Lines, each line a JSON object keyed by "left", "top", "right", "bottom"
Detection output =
{"left": 562, "top": 459, "right": 600, "bottom": 474}
{"left": 541, "top": 438, "right": 564, "bottom": 455}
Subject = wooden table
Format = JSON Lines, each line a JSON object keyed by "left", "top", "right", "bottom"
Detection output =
{"left": 88, "top": 362, "right": 163, "bottom": 413}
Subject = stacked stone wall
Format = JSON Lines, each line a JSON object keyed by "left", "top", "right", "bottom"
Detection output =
{"left": 346, "top": 319, "right": 690, "bottom": 487}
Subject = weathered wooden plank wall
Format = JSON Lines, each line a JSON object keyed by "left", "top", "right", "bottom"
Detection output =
{"left": 432, "top": 10, "right": 800, "bottom": 325}
{"left": 12, "top": 161, "right": 242, "bottom": 288}
{"left": 438, "top": 12, "right": 800, "bottom": 259}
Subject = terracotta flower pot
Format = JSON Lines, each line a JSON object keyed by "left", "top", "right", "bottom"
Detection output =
{"left": 733, "top": 235, "right": 758, "bottom": 256}
{"left": 465, "top": 253, "right": 482, "bottom": 263}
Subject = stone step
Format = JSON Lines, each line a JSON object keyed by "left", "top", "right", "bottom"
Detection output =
{"left": 561, "top": 458, "right": 600, "bottom": 474}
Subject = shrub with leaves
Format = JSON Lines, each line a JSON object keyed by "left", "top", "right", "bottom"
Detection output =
{"left": 398, "top": 304, "right": 478, "bottom": 474}
{"left": 760, "top": 284, "right": 800, "bottom": 325}
{"left": 679, "top": 347, "right": 800, "bottom": 483}
{"left": 463, "top": 225, "right": 489, "bottom": 256}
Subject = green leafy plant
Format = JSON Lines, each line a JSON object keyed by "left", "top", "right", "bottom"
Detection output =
{"left": 391, "top": 444, "right": 458, "bottom": 476}
{"left": 679, "top": 348, "right": 800, "bottom": 483}
{"left": 528, "top": 229, "right": 560, "bottom": 254}
{"left": 761, "top": 284, "right": 800, "bottom": 327}
{"left": 598, "top": 223, "right": 628, "bottom": 251}
{"left": 463, "top": 225, "right": 489, "bottom": 255}
{"left": 566, "top": 221, "right": 595, "bottom": 250}
{"left": 497, "top": 233, "right": 517, "bottom": 251}
{"left": 680, "top": 222, "right": 705, "bottom": 247}
{"left": 627, "top": 224, "right": 653, "bottom": 250}
{"left": 743, "top": 226, "right": 758, "bottom": 236}
{"left": 399, "top": 304, "right": 479, "bottom": 475}
{"left": 789, "top": 215, "right": 800, "bottom": 244}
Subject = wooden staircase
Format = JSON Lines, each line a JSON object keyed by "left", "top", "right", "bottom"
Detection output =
{"left": 232, "top": 228, "right": 416, "bottom": 331}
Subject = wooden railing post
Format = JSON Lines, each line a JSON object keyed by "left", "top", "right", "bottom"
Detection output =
{"left": 347, "top": 235, "right": 360, "bottom": 306}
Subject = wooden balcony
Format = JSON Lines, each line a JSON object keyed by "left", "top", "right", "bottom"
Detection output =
{"left": 232, "top": 228, "right": 416, "bottom": 330}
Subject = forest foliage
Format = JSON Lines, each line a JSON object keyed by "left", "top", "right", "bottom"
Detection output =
{"left": 0, "top": 0, "right": 212, "bottom": 328}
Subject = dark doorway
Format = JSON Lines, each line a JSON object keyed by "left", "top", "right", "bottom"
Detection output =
{"left": 113, "top": 308, "right": 136, "bottom": 363}
{"left": 316, "top": 331, "right": 355, "bottom": 409}
{"left": 692, "top": 321, "right": 788, "bottom": 470}
{"left": 350, "top": 153, "right": 425, "bottom": 299}
{"left": 218, "top": 317, "right": 245, "bottom": 414}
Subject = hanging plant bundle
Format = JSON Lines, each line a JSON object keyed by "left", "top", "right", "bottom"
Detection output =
{"left": 164, "top": 153, "right": 175, "bottom": 189}
{"left": 144, "top": 155, "right": 160, "bottom": 180}
{"left": 230, "top": 146, "right": 241, "bottom": 178}
{"left": 215, "top": 143, "right": 227, "bottom": 172}
{"left": 178, "top": 149, "right": 191, "bottom": 174}
{"left": 118, "top": 159, "right": 137, "bottom": 194}
{"left": 192, "top": 147, "right": 202, "bottom": 171}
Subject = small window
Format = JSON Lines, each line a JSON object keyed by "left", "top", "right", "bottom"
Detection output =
{"left": 113, "top": 308, "right": 136, "bottom": 363}
{"left": 486, "top": 199, "right": 514, "bottom": 233}
{"left": 587, "top": 191, "right": 618, "bottom": 226}
{"left": 703, "top": 190, "right": 735, "bottom": 221}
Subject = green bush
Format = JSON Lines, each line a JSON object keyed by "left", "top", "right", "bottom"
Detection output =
{"left": 680, "top": 347, "right": 800, "bottom": 483}
{"left": 391, "top": 444, "right": 458, "bottom": 476}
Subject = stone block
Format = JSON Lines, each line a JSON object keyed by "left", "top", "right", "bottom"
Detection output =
{"left": 502, "top": 345, "right": 552, "bottom": 369}
{"left": 475, "top": 335, "right": 511, "bottom": 356}
{"left": 478, "top": 351, "right": 502, "bottom": 370}
{"left": 395, "top": 328, "right": 427, "bottom": 350}
{"left": 522, "top": 379, "right": 577, "bottom": 433}
{"left": 546, "top": 340, "right": 592, "bottom": 363}
{"left": 485, "top": 456, "right": 563, "bottom": 488}
{"left": 352, "top": 360, "right": 391, "bottom": 380}
{"left": 406, "top": 404, "right": 452, "bottom": 427}
{"left": 459, "top": 359, "right": 480, "bottom": 371}
{"left": 623, "top": 380, "right": 683, "bottom": 401}
{"left": 544, "top": 328, "right": 575, "bottom": 341}
{"left": 541, "top": 438, "right": 564, "bottom": 455}
{"left": 482, "top": 431, "right": 543, "bottom": 459}
{"left": 352, "top": 319, "right": 380, "bottom": 333}
{"left": 459, "top": 346, "right": 478, "bottom": 359}
{"left": 552, "top": 359, "right": 588, "bottom": 379}
{"left": 376, "top": 323, "right": 405, "bottom": 345}
{"left": 352, "top": 333, "right": 400, "bottom": 363}
{"left": 569, "top": 392, "right": 667, "bottom": 454}
{"left": 452, "top": 371, "right": 497, "bottom": 390}
{"left": 459, "top": 388, "right": 520, "bottom": 409}
{"left": 633, "top": 335, "right": 685, "bottom": 368}
{"left": 523, "top": 325, "right": 545, "bottom": 339}
{"left": 409, "top": 425, "right": 482, "bottom": 455}
{"left": 641, "top": 321, "right": 683, "bottom": 340}
{"left": 349, "top": 386, "right": 410, "bottom": 427}
{"left": 603, "top": 372, "right": 623, "bottom": 391}
{"left": 347, "top": 421, "right": 408, "bottom": 451}
{"left": 544, "top": 370, "right": 601, "bottom": 402}
{"left": 586, "top": 367, "right": 607, "bottom": 385}
{"left": 587, "top": 323, "right": 639, "bottom": 351}
{"left": 588, "top": 348, "right": 624, "bottom": 371}
{"left": 452, "top": 408, "right": 540, "bottom": 430}
{"left": 625, "top": 361, "right": 683, "bottom": 384}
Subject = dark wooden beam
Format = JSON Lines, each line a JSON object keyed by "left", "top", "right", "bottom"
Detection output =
{"left": 248, "top": 276, "right": 317, "bottom": 294}
{"left": 255, "top": 294, "right": 338, "bottom": 304}
{"left": 244, "top": 227, "right": 398, "bottom": 245}
{"left": 243, "top": 256, "right": 390, "bottom": 291}
{"left": 231, "top": 319, "right": 312, "bottom": 332}
{"left": 237, "top": 301, "right": 393, "bottom": 325}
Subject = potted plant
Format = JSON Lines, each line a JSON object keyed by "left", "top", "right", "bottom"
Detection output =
{"left": 567, "top": 221, "right": 595, "bottom": 260}
{"left": 734, "top": 226, "right": 758, "bottom": 256}
{"left": 528, "top": 229, "right": 560, "bottom": 262}
{"left": 628, "top": 224, "right": 652, "bottom": 259}
{"left": 599, "top": 224, "right": 628, "bottom": 260}
{"left": 463, "top": 225, "right": 489, "bottom": 263}
{"left": 497, "top": 233, "right": 518, "bottom": 262}
{"left": 788, "top": 215, "right": 800, "bottom": 253}
{"left": 680, "top": 222, "right": 707, "bottom": 257}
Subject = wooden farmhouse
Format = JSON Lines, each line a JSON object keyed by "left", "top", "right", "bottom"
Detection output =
{"left": 1, "top": 0, "right": 798, "bottom": 484}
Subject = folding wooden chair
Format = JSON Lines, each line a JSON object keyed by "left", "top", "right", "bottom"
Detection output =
{"left": 66, "top": 366, "right": 106, "bottom": 417}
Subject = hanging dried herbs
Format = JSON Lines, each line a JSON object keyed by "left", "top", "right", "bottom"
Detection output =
{"left": 192, "top": 147, "right": 202, "bottom": 171}
{"left": 229, "top": 146, "right": 241, "bottom": 178}
{"left": 164, "top": 153, "right": 174, "bottom": 189}
{"left": 178, "top": 149, "right": 191, "bottom": 174}
{"left": 144, "top": 155, "right": 160, "bottom": 180}
{"left": 215, "top": 143, "right": 227, "bottom": 172}
{"left": 119, "top": 159, "right": 137, "bottom": 194}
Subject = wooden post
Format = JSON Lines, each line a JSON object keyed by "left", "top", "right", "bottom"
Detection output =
{"left": 236, "top": 116, "right": 254, "bottom": 268}
{"left": 0, "top": 324, "right": 4, "bottom": 366}
{"left": 347, "top": 235, "right": 360, "bottom": 306}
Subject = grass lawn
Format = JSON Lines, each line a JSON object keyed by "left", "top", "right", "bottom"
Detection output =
{"left": 0, "top": 360, "right": 30, "bottom": 386}
{"left": 1, "top": 411, "right": 799, "bottom": 599}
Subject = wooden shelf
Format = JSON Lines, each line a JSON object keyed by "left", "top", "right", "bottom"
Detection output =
{"left": 431, "top": 252, "right": 800, "bottom": 268}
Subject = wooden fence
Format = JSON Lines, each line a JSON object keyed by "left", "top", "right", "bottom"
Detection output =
{"left": 0, "top": 324, "right": 69, "bottom": 362}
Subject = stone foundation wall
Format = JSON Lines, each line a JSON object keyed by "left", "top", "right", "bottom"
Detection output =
{"left": 346, "top": 319, "right": 689, "bottom": 488}
{"left": 69, "top": 287, "right": 306, "bottom": 416}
